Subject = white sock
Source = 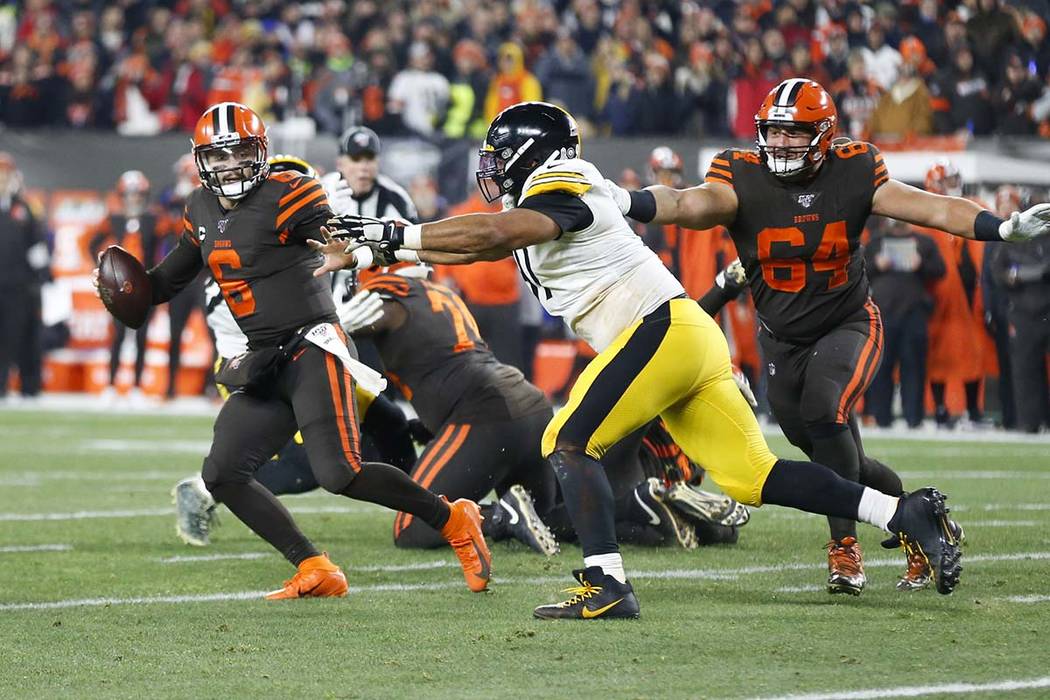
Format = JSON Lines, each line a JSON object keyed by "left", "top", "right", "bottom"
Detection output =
{"left": 857, "top": 487, "right": 899, "bottom": 533}
{"left": 583, "top": 553, "right": 626, "bottom": 583}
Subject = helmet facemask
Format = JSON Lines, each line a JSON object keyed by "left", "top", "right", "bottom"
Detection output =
{"left": 756, "top": 121, "right": 829, "bottom": 180}
{"left": 195, "top": 137, "right": 268, "bottom": 200}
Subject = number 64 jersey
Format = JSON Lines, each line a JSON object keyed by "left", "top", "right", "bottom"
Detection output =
{"left": 509, "top": 157, "right": 685, "bottom": 352}
{"left": 705, "top": 142, "right": 888, "bottom": 344}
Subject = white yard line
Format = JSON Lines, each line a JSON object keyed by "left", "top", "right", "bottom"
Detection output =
{"left": 0, "top": 503, "right": 380, "bottom": 521}
{"left": 158, "top": 552, "right": 272, "bottom": 564}
{"left": 156, "top": 553, "right": 452, "bottom": 572}
{"left": 1004, "top": 594, "right": 1050, "bottom": 604}
{"left": 2, "top": 552, "right": 1048, "bottom": 611}
{"left": 750, "top": 676, "right": 1050, "bottom": 700}
{"left": 0, "top": 544, "right": 71, "bottom": 553}
{"left": 897, "top": 471, "right": 1050, "bottom": 480}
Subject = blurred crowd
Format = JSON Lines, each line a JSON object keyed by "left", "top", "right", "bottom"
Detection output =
{"left": 3, "top": 0, "right": 1050, "bottom": 140}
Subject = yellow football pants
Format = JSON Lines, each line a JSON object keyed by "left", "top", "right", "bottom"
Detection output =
{"left": 542, "top": 298, "right": 778, "bottom": 506}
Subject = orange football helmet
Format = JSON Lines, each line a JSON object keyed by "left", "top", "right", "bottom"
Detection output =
{"left": 116, "top": 170, "right": 150, "bottom": 195}
{"left": 192, "top": 102, "right": 269, "bottom": 200}
{"left": 647, "top": 146, "right": 684, "bottom": 185}
{"left": 924, "top": 159, "right": 962, "bottom": 197}
{"left": 755, "top": 78, "right": 837, "bottom": 179}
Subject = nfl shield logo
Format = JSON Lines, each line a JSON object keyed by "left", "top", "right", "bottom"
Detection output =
{"left": 796, "top": 193, "right": 818, "bottom": 208}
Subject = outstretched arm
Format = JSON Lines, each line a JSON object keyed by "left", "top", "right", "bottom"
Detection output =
{"left": 871, "top": 180, "right": 985, "bottom": 239}
{"left": 646, "top": 182, "right": 739, "bottom": 229}
{"left": 872, "top": 178, "right": 1050, "bottom": 242}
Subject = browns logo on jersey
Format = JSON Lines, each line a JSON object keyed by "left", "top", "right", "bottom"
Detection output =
{"left": 705, "top": 141, "right": 888, "bottom": 343}
{"left": 167, "top": 171, "right": 336, "bottom": 347}
{"left": 361, "top": 273, "right": 549, "bottom": 432}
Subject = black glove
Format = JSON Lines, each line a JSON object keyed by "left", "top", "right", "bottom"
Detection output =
{"left": 327, "top": 214, "right": 405, "bottom": 255}
{"left": 407, "top": 418, "right": 434, "bottom": 445}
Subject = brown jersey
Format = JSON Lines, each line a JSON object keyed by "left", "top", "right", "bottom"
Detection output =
{"left": 705, "top": 142, "right": 888, "bottom": 343}
{"left": 147, "top": 171, "right": 336, "bottom": 348}
{"left": 361, "top": 274, "right": 549, "bottom": 432}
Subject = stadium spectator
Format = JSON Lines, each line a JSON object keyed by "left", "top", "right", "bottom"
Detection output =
{"left": 566, "top": 0, "right": 605, "bottom": 55}
{"left": 930, "top": 45, "right": 995, "bottom": 135}
{"left": 995, "top": 53, "right": 1044, "bottom": 135}
{"left": 484, "top": 42, "right": 542, "bottom": 124}
{"left": 728, "top": 37, "right": 778, "bottom": 140}
{"left": 442, "top": 39, "right": 489, "bottom": 140}
{"left": 675, "top": 42, "right": 730, "bottom": 138}
{"left": 170, "top": 41, "right": 213, "bottom": 133}
{"left": 0, "top": 153, "right": 48, "bottom": 400}
{"left": 534, "top": 29, "right": 595, "bottom": 124}
{"left": 868, "top": 37, "right": 933, "bottom": 140}
{"left": 388, "top": 41, "right": 449, "bottom": 139}
{"left": 861, "top": 24, "right": 901, "bottom": 91}
{"left": 786, "top": 40, "right": 830, "bottom": 89}
{"left": 1018, "top": 12, "right": 1050, "bottom": 79}
{"left": 864, "top": 218, "right": 946, "bottom": 428}
{"left": 832, "top": 50, "right": 882, "bottom": 140}
{"left": 966, "top": 0, "right": 1019, "bottom": 84}
{"left": 823, "top": 24, "right": 852, "bottom": 84}
{"left": 986, "top": 190, "right": 1050, "bottom": 433}
{"left": 633, "top": 52, "right": 683, "bottom": 136}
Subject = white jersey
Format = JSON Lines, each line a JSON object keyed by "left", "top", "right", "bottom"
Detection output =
{"left": 204, "top": 279, "right": 249, "bottom": 359}
{"left": 510, "top": 157, "right": 685, "bottom": 351}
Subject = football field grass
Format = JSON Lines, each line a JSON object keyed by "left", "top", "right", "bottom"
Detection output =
{"left": 1, "top": 406, "right": 1048, "bottom": 699}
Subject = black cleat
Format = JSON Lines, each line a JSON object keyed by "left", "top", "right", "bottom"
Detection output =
{"left": 533, "top": 567, "right": 640, "bottom": 620}
{"left": 886, "top": 488, "right": 963, "bottom": 595}
{"left": 630, "top": 478, "right": 698, "bottom": 549}
{"left": 493, "top": 484, "right": 559, "bottom": 556}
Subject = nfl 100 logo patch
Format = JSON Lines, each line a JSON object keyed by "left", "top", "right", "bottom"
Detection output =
{"left": 795, "top": 193, "right": 820, "bottom": 209}
{"left": 217, "top": 218, "right": 229, "bottom": 235}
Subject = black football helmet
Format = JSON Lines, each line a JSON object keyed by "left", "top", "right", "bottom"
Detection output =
{"left": 476, "top": 102, "right": 581, "bottom": 203}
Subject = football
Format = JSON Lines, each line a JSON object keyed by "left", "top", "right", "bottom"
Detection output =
{"left": 97, "top": 245, "right": 152, "bottom": 329}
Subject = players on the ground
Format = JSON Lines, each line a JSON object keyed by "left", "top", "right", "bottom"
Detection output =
{"left": 313, "top": 100, "right": 966, "bottom": 619}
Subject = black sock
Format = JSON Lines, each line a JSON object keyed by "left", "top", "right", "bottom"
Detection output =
{"left": 808, "top": 422, "right": 860, "bottom": 540}
{"left": 207, "top": 478, "right": 319, "bottom": 566}
{"left": 361, "top": 395, "right": 418, "bottom": 473}
{"left": 342, "top": 462, "right": 449, "bottom": 531}
{"left": 931, "top": 382, "right": 946, "bottom": 411}
{"left": 965, "top": 380, "right": 981, "bottom": 420}
{"left": 254, "top": 440, "right": 319, "bottom": 495}
{"left": 760, "top": 459, "right": 865, "bottom": 522}
{"left": 860, "top": 457, "right": 904, "bottom": 496}
{"left": 549, "top": 450, "right": 618, "bottom": 557}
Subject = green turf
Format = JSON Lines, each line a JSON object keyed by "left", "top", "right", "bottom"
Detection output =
{"left": 1, "top": 409, "right": 1048, "bottom": 699}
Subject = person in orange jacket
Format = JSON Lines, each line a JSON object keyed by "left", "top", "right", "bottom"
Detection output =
{"left": 921, "top": 160, "right": 994, "bottom": 427}
{"left": 484, "top": 42, "right": 542, "bottom": 124}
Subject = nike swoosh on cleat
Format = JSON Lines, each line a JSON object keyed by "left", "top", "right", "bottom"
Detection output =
{"left": 581, "top": 598, "right": 624, "bottom": 618}
{"left": 633, "top": 490, "right": 661, "bottom": 526}
{"left": 498, "top": 498, "right": 520, "bottom": 525}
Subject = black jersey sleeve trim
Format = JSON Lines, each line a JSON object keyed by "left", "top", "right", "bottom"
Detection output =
{"left": 518, "top": 192, "right": 594, "bottom": 235}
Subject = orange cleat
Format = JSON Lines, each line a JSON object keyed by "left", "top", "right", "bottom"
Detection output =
{"left": 826, "top": 536, "right": 866, "bottom": 596}
{"left": 265, "top": 553, "right": 349, "bottom": 600}
{"left": 440, "top": 498, "right": 492, "bottom": 592}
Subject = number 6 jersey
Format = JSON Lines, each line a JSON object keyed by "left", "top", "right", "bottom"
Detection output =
{"left": 705, "top": 142, "right": 888, "bottom": 344}
{"left": 148, "top": 171, "right": 337, "bottom": 348}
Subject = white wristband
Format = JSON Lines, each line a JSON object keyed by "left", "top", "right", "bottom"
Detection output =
{"left": 394, "top": 248, "right": 421, "bottom": 263}
{"left": 402, "top": 224, "right": 423, "bottom": 249}
{"left": 351, "top": 246, "right": 375, "bottom": 269}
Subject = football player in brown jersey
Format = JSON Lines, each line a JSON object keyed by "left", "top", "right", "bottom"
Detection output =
{"left": 609, "top": 78, "right": 1048, "bottom": 595}
{"left": 315, "top": 102, "right": 974, "bottom": 619}
{"left": 94, "top": 102, "right": 492, "bottom": 598}
{"left": 341, "top": 262, "right": 560, "bottom": 555}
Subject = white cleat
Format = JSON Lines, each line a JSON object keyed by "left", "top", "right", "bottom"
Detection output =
{"left": 496, "top": 484, "right": 559, "bottom": 556}
{"left": 172, "top": 476, "right": 216, "bottom": 546}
